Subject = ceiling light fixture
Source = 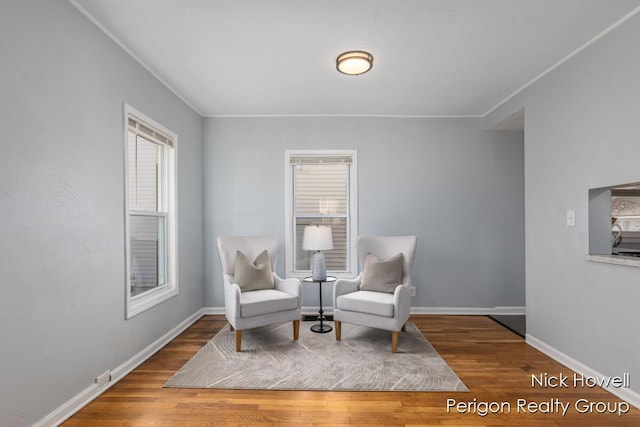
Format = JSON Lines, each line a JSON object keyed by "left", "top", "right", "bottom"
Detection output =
{"left": 336, "top": 51, "right": 373, "bottom": 75}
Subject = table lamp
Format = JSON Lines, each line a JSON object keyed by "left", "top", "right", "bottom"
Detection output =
{"left": 303, "top": 225, "right": 333, "bottom": 281}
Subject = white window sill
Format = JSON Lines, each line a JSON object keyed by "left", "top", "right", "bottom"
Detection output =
{"left": 288, "top": 271, "right": 356, "bottom": 280}
{"left": 127, "top": 283, "right": 178, "bottom": 319}
{"left": 585, "top": 254, "right": 640, "bottom": 268}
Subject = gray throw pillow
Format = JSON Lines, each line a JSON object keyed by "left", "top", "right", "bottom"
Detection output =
{"left": 359, "top": 253, "right": 404, "bottom": 293}
{"left": 234, "top": 250, "right": 274, "bottom": 292}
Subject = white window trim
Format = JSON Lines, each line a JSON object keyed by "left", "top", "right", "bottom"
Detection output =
{"left": 284, "top": 149, "right": 357, "bottom": 279}
{"left": 123, "top": 104, "right": 178, "bottom": 319}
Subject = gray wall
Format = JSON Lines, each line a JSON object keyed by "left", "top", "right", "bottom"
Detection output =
{"left": 203, "top": 117, "right": 524, "bottom": 310}
{"left": 0, "top": 1, "right": 204, "bottom": 425}
{"left": 498, "top": 12, "right": 640, "bottom": 394}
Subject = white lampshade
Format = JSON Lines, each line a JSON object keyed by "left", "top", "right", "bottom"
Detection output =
{"left": 302, "top": 225, "right": 333, "bottom": 251}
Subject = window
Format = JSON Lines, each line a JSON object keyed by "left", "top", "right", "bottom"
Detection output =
{"left": 589, "top": 181, "right": 640, "bottom": 259}
{"left": 611, "top": 183, "right": 640, "bottom": 256}
{"left": 611, "top": 185, "right": 640, "bottom": 232}
{"left": 285, "top": 150, "right": 357, "bottom": 278}
{"left": 124, "top": 105, "right": 177, "bottom": 318}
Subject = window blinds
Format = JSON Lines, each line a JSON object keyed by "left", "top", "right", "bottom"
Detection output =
{"left": 289, "top": 154, "right": 352, "bottom": 165}
{"left": 291, "top": 153, "right": 352, "bottom": 271}
{"left": 128, "top": 116, "right": 174, "bottom": 148}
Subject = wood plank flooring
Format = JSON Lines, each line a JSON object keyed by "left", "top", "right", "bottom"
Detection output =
{"left": 62, "top": 315, "right": 639, "bottom": 426}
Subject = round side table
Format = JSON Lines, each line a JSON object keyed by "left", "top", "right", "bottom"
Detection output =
{"left": 303, "top": 276, "right": 336, "bottom": 333}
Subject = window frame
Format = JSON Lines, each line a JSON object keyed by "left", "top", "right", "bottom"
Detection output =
{"left": 123, "top": 104, "right": 178, "bottom": 319}
{"left": 284, "top": 149, "right": 357, "bottom": 279}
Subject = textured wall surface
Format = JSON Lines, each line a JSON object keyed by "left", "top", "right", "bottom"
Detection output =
{"left": 512, "top": 12, "right": 640, "bottom": 396}
{"left": 0, "top": 1, "right": 204, "bottom": 424}
{"left": 203, "top": 117, "right": 524, "bottom": 310}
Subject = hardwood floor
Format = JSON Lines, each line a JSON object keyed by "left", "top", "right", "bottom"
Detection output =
{"left": 63, "top": 315, "right": 639, "bottom": 426}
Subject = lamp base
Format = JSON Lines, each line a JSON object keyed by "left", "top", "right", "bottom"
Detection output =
{"left": 311, "top": 251, "right": 327, "bottom": 282}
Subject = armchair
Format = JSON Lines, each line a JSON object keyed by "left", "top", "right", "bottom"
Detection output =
{"left": 333, "top": 235, "right": 417, "bottom": 352}
{"left": 216, "top": 236, "right": 302, "bottom": 352}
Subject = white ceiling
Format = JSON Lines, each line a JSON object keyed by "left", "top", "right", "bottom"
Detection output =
{"left": 71, "top": 0, "right": 640, "bottom": 117}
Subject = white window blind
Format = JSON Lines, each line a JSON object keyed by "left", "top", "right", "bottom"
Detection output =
{"left": 128, "top": 117, "right": 169, "bottom": 295}
{"left": 124, "top": 106, "right": 177, "bottom": 318}
{"left": 128, "top": 117, "right": 174, "bottom": 148}
{"left": 287, "top": 151, "right": 357, "bottom": 276}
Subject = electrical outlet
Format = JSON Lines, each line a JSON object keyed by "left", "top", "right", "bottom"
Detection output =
{"left": 410, "top": 286, "right": 416, "bottom": 297}
{"left": 95, "top": 370, "right": 111, "bottom": 387}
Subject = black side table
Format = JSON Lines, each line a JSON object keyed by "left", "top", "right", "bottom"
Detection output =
{"left": 303, "top": 276, "right": 336, "bottom": 333}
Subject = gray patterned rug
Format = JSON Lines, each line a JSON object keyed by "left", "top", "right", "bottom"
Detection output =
{"left": 164, "top": 322, "right": 467, "bottom": 392}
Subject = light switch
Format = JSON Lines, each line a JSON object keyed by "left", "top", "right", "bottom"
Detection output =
{"left": 566, "top": 210, "right": 576, "bottom": 227}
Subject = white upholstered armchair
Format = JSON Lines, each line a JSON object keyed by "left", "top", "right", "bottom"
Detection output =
{"left": 333, "top": 235, "right": 417, "bottom": 353}
{"left": 216, "top": 236, "right": 302, "bottom": 352}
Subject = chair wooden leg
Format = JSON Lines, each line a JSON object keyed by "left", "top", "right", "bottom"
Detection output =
{"left": 335, "top": 321, "right": 342, "bottom": 341}
{"left": 401, "top": 323, "right": 406, "bottom": 332}
{"left": 391, "top": 331, "right": 399, "bottom": 353}
{"left": 293, "top": 319, "right": 300, "bottom": 340}
{"left": 235, "top": 330, "right": 242, "bottom": 352}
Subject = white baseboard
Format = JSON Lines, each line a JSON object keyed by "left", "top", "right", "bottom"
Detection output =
{"left": 34, "top": 308, "right": 205, "bottom": 427}
{"left": 526, "top": 333, "right": 640, "bottom": 409}
{"left": 202, "top": 306, "right": 225, "bottom": 315}
{"left": 410, "top": 306, "right": 525, "bottom": 315}
{"left": 492, "top": 306, "right": 526, "bottom": 315}
{"left": 203, "top": 306, "right": 332, "bottom": 316}
{"left": 203, "top": 306, "right": 526, "bottom": 316}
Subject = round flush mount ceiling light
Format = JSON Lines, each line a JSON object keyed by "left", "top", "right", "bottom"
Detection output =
{"left": 336, "top": 51, "right": 373, "bottom": 75}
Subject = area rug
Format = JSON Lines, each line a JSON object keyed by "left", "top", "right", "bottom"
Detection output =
{"left": 164, "top": 322, "right": 468, "bottom": 392}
